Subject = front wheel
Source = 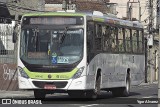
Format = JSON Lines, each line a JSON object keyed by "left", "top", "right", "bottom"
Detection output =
{"left": 86, "top": 75, "right": 101, "bottom": 99}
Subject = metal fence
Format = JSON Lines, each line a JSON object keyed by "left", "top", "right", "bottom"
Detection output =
{"left": 0, "top": 23, "right": 18, "bottom": 91}
{"left": 0, "top": 24, "right": 17, "bottom": 63}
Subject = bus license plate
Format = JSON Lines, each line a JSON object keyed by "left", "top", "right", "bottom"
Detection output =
{"left": 44, "top": 85, "right": 56, "bottom": 90}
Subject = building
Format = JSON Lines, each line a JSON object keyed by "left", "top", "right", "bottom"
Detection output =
{"left": 6, "top": 0, "right": 45, "bottom": 20}
{"left": 0, "top": 0, "right": 11, "bottom": 24}
{"left": 45, "top": 0, "right": 111, "bottom": 14}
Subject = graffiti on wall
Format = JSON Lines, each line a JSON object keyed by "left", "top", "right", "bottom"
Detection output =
{"left": 3, "top": 64, "right": 17, "bottom": 81}
{"left": 0, "top": 64, "right": 18, "bottom": 91}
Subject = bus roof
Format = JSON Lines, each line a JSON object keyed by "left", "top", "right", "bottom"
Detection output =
{"left": 22, "top": 11, "right": 143, "bottom": 29}
{"left": 23, "top": 12, "right": 85, "bottom": 17}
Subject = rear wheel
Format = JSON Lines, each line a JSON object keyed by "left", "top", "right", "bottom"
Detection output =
{"left": 112, "top": 75, "right": 130, "bottom": 97}
{"left": 122, "top": 75, "right": 130, "bottom": 96}
{"left": 34, "top": 90, "right": 46, "bottom": 99}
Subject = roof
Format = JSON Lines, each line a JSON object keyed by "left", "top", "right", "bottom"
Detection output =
{"left": 75, "top": 1, "right": 109, "bottom": 13}
{"left": 45, "top": 0, "right": 110, "bottom": 13}
{"left": 6, "top": 0, "right": 45, "bottom": 16}
{"left": 23, "top": 12, "right": 85, "bottom": 17}
{"left": 45, "top": 0, "right": 110, "bottom": 4}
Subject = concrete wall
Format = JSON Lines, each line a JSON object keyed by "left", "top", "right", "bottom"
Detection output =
{"left": 0, "top": 23, "right": 18, "bottom": 91}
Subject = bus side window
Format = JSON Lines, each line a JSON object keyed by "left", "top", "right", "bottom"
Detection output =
{"left": 87, "top": 21, "right": 94, "bottom": 62}
{"left": 132, "top": 30, "right": 138, "bottom": 53}
{"left": 118, "top": 28, "right": 125, "bottom": 52}
{"left": 103, "top": 25, "right": 110, "bottom": 52}
{"left": 96, "top": 24, "right": 102, "bottom": 38}
{"left": 110, "top": 27, "right": 119, "bottom": 52}
{"left": 138, "top": 30, "right": 143, "bottom": 53}
{"left": 95, "top": 24, "right": 102, "bottom": 50}
{"left": 125, "top": 29, "right": 131, "bottom": 53}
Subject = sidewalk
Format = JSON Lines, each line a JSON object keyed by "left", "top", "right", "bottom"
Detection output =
{"left": 138, "top": 81, "right": 158, "bottom": 86}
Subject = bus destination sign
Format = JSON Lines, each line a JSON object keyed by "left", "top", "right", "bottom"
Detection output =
{"left": 22, "top": 16, "right": 84, "bottom": 25}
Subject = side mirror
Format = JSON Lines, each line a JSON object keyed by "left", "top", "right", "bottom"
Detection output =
{"left": 12, "top": 31, "right": 17, "bottom": 43}
{"left": 12, "top": 22, "right": 19, "bottom": 43}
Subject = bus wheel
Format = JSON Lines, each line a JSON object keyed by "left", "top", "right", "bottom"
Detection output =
{"left": 122, "top": 75, "right": 130, "bottom": 97}
{"left": 34, "top": 90, "right": 46, "bottom": 99}
{"left": 112, "top": 75, "right": 130, "bottom": 97}
{"left": 86, "top": 74, "right": 101, "bottom": 99}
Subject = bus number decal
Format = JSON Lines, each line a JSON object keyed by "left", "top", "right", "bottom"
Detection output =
{"left": 57, "top": 56, "right": 69, "bottom": 64}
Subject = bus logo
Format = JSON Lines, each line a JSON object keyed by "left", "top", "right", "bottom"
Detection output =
{"left": 48, "top": 74, "right": 52, "bottom": 79}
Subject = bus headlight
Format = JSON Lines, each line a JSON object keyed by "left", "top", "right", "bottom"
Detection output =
{"left": 18, "top": 67, "right": 29, "bottom": 79}
{"left": 72, "top": 67, "right": 84, "bottom": 79}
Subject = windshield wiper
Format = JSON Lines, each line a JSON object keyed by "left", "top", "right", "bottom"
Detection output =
{"left": 60, "top": 27, "right": 68, "bottom": 45}
{"left": 34, "top": 28, "right": 39, "bottom": 52}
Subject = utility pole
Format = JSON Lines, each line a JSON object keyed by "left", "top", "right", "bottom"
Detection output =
{"left": 158, "top": 25, "right": 160, "bottom": 107}
{"left": 157, "top": 0, "right": 160, "bottom": 106}
{"left": 62, "top": 0, "right": 68, "bottom": 11}
{"left": 14, "top": 0, "right": 19, "bottom": 65}
{"left": 127, "top": 0, "right": 141, "bottom": 21}
{"left": 148, "top": 0, "right": 154, "bottom": 83}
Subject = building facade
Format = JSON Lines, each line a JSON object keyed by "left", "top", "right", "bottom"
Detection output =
{"left": 45, "top": 0, "right": 110, "bottom": 14}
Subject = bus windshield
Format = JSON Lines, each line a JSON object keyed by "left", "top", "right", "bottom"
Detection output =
{"left": 20, "top": 27, "right": 84, "bottom": 65}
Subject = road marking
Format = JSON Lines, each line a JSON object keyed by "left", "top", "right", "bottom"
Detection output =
{"left": 142, "top": 96, "right": 154, "bottom": 98}
{"left": 80, "top": 104, "right": 99, "bottom": 107}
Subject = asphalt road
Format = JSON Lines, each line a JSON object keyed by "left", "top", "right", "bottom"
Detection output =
{"left": 0, "top": 83, "right": 158, "bottom": 107}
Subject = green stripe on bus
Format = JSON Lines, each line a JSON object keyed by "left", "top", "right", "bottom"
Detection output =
{"left": 93, "top": 17, "right": 104, "bottom": 22}
{"left": 23, "top": 67, "right": 78, "bottom": 80}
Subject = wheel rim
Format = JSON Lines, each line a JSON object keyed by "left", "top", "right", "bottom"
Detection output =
{"left": 126, "top": 79, "right": 130, "bottom": 93}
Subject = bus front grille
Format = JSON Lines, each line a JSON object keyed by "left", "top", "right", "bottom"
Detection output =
{"left": 32, "top": 81, "right": 68, "bottom": 88}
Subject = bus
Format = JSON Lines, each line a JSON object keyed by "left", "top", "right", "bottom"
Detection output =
{"left": 14, "top": 11, "right": 145, "bottom": 99}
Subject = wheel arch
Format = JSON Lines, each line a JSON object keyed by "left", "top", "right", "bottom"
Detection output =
{"left": 126, "top": 68, "right": 131, "bottom": 79}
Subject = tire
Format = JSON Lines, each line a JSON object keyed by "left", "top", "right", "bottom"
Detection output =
{"left": 86, "top": 75, "right": 101, "bottom": 99}
{"left": 34, "top": 90, "right": 46, "bottom": 99}
{"left": 122, "top": 76, "right": 130, "bottom": 97}
{"left": 112, "top": 75, "right": 130, "bottom": 97}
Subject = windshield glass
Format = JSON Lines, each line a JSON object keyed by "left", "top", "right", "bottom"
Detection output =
{"left": 20, "top": 27, "right": 84, "bottom": 65}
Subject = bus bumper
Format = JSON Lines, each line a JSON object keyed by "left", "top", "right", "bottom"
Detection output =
{"left": 18, "top": 76, "right": 87, "bottom": 90}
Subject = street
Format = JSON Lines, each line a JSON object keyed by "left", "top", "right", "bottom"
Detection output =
{"left": 0, "top": 83, "right": 158, "bottom": 107}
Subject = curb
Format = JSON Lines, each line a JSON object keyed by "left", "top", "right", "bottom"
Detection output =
{"left": 138, "top": 81, "right": 158, "bottom": 86}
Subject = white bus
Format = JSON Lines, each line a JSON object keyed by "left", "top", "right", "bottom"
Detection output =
{"left": 14, "top": 11, "right": 145, "bottom": 99}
